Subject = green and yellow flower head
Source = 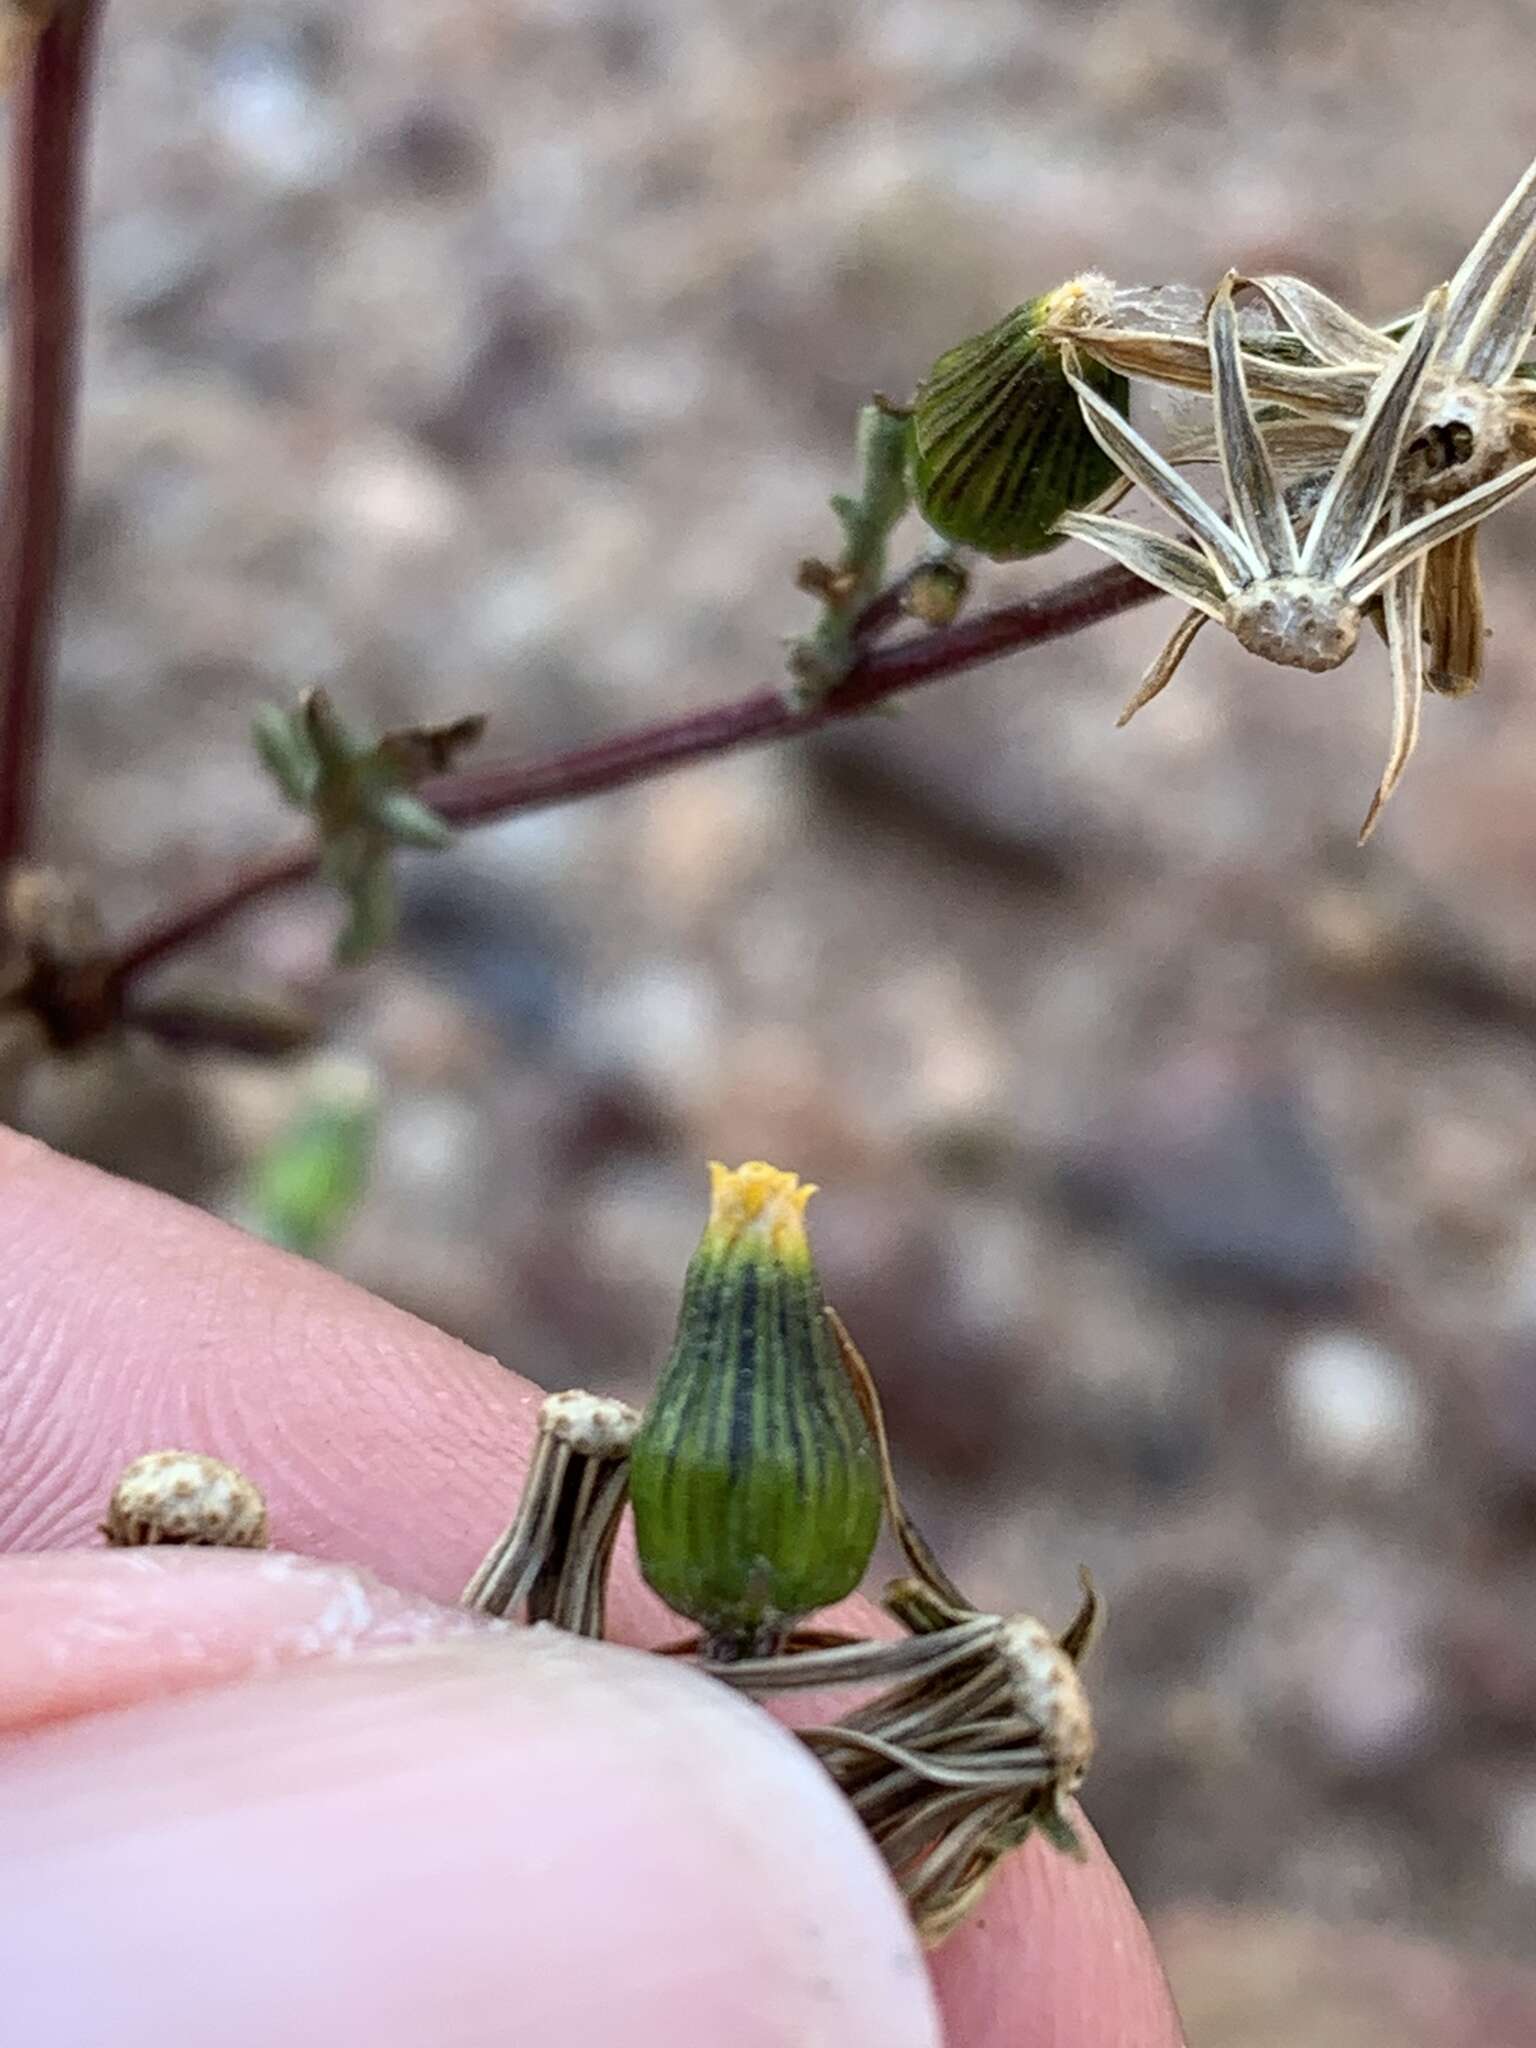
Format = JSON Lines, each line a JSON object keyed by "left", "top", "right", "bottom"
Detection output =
{"left": 629, "top": 1161, "right": 882, "bottom": 1658}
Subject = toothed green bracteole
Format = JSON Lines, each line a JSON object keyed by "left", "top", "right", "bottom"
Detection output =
{"left": 629, "top": 1162, "right": 882, "bottom": 1659}
{"left": 908, "top": 276, "right": 1130, "bottom": 559}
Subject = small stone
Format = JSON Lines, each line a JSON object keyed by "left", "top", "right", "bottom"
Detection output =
{"left": 1298, "top": 1575, "right": 1442, "bottom": 1774}
{"left": 1063, "top": 1069, "right": 1361, "bottom": 1304}
{"left": 370, "top": 106, "right": 488, "bottom": 199}
{"left": 1284, "top": 1330, "right": 1425, "bottom": 1477}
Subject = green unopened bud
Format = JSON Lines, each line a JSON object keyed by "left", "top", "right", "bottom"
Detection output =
{"left": 629, "top": 1162, "right": 882, "bottom": 1658}
{"left": 908, "top": 276, "right": 1130, "bottom": 560}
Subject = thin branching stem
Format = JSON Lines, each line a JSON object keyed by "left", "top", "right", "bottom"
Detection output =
{"left": 0, "top": 0, "right": 103, "bottom": 868}
{"left": 102, "top": 563, "right": 1153, "bottom": 994}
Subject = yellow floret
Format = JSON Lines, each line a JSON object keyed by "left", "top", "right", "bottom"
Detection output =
{"left": 705, "top": 1159, "right": 817, "bottom": 1259}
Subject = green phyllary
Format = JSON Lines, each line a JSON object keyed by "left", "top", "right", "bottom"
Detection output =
{"left": 908, "top": 276, "right": 1130, "bottom": 558}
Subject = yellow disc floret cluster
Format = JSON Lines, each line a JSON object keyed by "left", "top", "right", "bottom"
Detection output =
{"left": 705, "top": 1159, "right": 817, "bottom": 1260}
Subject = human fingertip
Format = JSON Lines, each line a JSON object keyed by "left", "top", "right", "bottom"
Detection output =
{"left": 928, "top": 1817, "right": 1185, "bottom": 2048}
{"left": 1, "top": 1626, "right": 941, "bottom": 2048}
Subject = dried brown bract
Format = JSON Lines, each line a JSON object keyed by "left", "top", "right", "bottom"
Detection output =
{"left": 102, "top": 1450, "right": 269, "bottom": 1549}
{"left": 462, "top": 1389, "right": 640, "bottom": 1638}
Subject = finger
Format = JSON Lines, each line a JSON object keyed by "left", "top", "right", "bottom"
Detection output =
{"left": 2, "top": 1551, "right": 1182, "bottom": 2048}
{"left": 930, "top": 1827, "right": 1184, "bottom": 2047}
{"left": 1, "top": 1554, "right": 1180, "bottom": 2048}
{"left": 0, "top": 1624, "right": 941, "bottom": 2048}
{"left": 0, "top": 1549, "right": 489, "bottom": 1733}
{"left": 0, "top": 1124, "right": 577, "bottom": 1604}
{"left": 0, "top": 1128, "right": 1184, "bottom": 2045}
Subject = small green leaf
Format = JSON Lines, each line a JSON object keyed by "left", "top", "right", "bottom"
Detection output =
{"left": 369, "top": 788, "right": 455, "bottom": 852}
{"left": 251, "top": 690, "right": 487, "bottom": 966}
{"left": 847, "top": 399, "right": 912, "bottom": 544}
{"left": 252, "top": 705, "right": 318, "bottom": 805}
{"left": 301, "top": 687, "right": 362, "bottom": 772}
{"left": 786, "top": 400, "right": 914, "bottom": 704}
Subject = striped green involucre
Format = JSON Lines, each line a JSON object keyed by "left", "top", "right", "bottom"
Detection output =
{"left": 629, "top": 1192, "right": 881, "bottom": 1656}
{"left": 908, "top": 292, "right": 1130, "bottom": 560}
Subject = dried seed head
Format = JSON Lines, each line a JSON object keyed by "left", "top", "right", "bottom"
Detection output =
{"left": 899, "top": 557, "right": 970, "bottom": 627}
{"left": 907, "top": 277, "right": 1131, "bottom": 560}
{"left": 1225, "top": 578, "right": 1362, "bottom": 671}
{"left": 539, "top": 1388, "right": 642, "bottom": 1459}
{"left": 998, "top": 1615, "right": 1096, "bottom": 1792}
{"left": 1057, "top": 276, "right": 1536, "bottom": 836}
{"left": 103, "top": 1451, "right": 268, "bottom": 1549}
{"left": 1401, "top": 382, "right": 1536, "bottom": 503}
{"left": 463, "top": 1388, "right": 641, "bottom": 1636}
{"left": 718, "top": 1590, "right": 1101, "bottom": 1946}
{"left": 629, "top": 1162, "right": 882, "bottom": 1659}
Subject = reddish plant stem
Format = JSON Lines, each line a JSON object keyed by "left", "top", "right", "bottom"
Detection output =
{"left": 105, "top": 562, "right": 1155, "bottom": 993}
{"left": 425, "top": 564, "right": 1153, "bottom": 823}
{"left": 0, "top": 0, "right": 103, "bottom": 868}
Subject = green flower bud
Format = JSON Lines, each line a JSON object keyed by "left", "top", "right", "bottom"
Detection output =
{"left": 629, "top": 1162, "right": 882, "bottom": 1658}
{"left": 900, "top": 557, "right": 970, "bottom": 627}
{"left": 907, "top": 276, "right": 1130, "bottom": 560}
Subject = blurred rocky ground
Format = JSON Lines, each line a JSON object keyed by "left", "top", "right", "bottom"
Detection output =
{"left": 9, "top": 0, "right": 1536, "bottom": 2028}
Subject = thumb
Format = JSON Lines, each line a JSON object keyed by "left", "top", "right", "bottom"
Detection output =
{"left": 1, "top": 1584, "right": 940, "bottom": 2048}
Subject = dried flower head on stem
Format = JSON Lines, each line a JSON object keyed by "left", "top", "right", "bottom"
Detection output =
{"left": 1051, "top": 151, "right": 1536, "bottom": 707}
{"left": 463, "top": 1388, "right": 640, "bottom": 1639}
{"left": 1229, "top": 153, "right": 1536, "bottom": 504}
{"left": 1055, "top": 278, "right": 1536, "bottom": 837}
